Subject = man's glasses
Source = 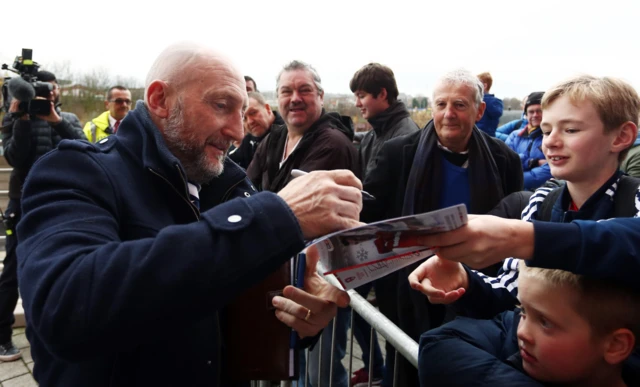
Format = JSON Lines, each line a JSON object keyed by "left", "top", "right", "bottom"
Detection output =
{"left": 109, "top": 98, "right": 132, "bottom": 105}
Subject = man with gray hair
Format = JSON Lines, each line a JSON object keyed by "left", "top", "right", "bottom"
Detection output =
{"left": 248, "top": 60, "right": 358, "bottom": 192}
{"left": 361, "top": 69, "right": 523, "bottom": 386}
{"left": 16, "top": 44, "right": 363, "bottom": 386}
{"left": 248, "top": 60, "right": 359, "bottom": 387}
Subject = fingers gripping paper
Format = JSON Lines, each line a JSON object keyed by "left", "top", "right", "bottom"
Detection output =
{"left": 309, "top": 204, "right": 468, "bottom": 290}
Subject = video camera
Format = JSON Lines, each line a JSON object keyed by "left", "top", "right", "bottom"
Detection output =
{"left": 1, "top": 48, "right": 53, "bottom": 115}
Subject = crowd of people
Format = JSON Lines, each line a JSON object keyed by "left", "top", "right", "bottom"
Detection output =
{"left": 0, "top": 42, "right": 639, "bottom": 387}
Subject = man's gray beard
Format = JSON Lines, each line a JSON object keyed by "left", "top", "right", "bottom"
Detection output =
{"left": 163, "top": 100, "right": 225, "bottom": 184}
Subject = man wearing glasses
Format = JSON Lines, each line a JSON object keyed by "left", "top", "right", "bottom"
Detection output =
{"left": 83, "top": 86, "right": 132, "bottom": 142}
{"left": 0, "top": 70, "right": 85, "bottom": 361}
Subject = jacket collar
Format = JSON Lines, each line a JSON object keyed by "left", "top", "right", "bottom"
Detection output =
{"left": 116, "top": 101, "right": 247, "bottom": 192}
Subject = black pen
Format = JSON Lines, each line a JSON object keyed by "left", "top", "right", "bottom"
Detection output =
{"left": 290, "top": 169, "right": 376, "bottom": 201}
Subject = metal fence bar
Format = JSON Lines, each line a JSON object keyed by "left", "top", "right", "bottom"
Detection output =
{"left": 367, "top": 326, "right": 375, "bottom": 387}
{"left": 348, "top": 308, "right": 354, "bottom": 386}
{"left": 305, "top": 348, "right": 309, "bottom": 387}
{"left": 323, "top": 273, "right": 419, "bottom": 368}
{"left": 328, "top": 317, "right": 337, "bottom": 387}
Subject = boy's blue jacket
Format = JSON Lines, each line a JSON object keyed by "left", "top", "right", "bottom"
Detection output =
{"left": 417, "top": 171, "right": 640, "bottom": 386}
{"left": 16, "top": 102, "right": 306, "bottom": 386}
{"left": 420, "top": 311, "right": 640, "bottom": 386}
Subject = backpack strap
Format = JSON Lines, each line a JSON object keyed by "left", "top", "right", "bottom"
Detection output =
{"left": 614, "top": 175, "right": 640, "bottom": 217}
{"left": 537, "top": 187, "right": 563, "bottom": 221}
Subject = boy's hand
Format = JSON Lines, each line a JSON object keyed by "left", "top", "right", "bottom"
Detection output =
{"left": 408, "top": 257, "right": 468, "bottom": 304}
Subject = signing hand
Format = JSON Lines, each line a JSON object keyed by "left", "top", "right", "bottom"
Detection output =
{"left": 278, "top": 170, "right": 364, "bottom": 240}
{"left": 272, "top": 245, "right": 350, "bottom": 338}
{"left": 408, "top": 256, "right": 468, "bottom": 304}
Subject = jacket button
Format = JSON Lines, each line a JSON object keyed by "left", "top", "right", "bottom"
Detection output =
{"left": 99, "top": 138, "right": 108, "bottom": 144}
{"left": 228, "top": 215, "right": 242, "bottom": 223}
{"left": 244, "top": 192, "right": 251, "bottom": 197}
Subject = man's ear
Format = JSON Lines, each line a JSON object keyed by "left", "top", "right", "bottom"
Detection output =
{"left": 104, "top": 100, "right": 110, "bottom": 111}
{"left": 378, "top": 88, "right": 388, "bottom": 101}
{"left": 146, "top": 80, "right": 171, "bottom": 119}
{"left": 603, "top": 328, "right": 635, "bottom": 365}
{"left": 611, "top": 121, "right": 638, "bottom": 153}
{"left": 265, "top": 103, "right": 272, "bottom": 115}
{"left": 476, "top": 101, "right": 487, "bottom": 122}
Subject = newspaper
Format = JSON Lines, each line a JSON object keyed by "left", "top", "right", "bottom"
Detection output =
{"left": 308, "top": 204, "right": 468, "bottom": 290}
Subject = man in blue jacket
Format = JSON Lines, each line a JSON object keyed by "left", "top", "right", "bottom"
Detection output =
{"left": 505, "top": 92, "right": 552, "bottom": 190}
{"left": 16, "top": 43, "right": 364, "bottom": 386}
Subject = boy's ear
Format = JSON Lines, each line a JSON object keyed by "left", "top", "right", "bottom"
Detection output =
{"left": 603, "top": 328, "right": 635, "bottom": 365}
{"left": 611, "top": 121, "right": 638, "bottom": 153}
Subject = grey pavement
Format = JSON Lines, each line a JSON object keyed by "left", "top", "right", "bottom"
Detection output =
{"left": 0, "top": 328, "right": 36, "bottom": 387}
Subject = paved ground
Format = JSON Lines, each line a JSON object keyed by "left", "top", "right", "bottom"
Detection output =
{"left": 0, "top": 328, "right": 36, "bottom": 387}
{"left": 0, "top": 308, "right": 384, "bottom": 387}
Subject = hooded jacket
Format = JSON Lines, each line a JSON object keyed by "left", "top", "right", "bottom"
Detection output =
{"left": 247, "top": 110, "right": 359, "bottom": 192}
{"left": 359, "top": 101, "right": 419, "bottom": 178}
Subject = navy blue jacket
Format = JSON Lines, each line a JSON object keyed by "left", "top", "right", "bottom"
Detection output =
{"left": 476, "top": 94, "right": 503, "bottom": 137}
{"left": 425, "top": 172, "right": 640, "bottom": 385}
{"left": 420, "top": 311, "right": 640, "bottom": 386}
{"left": 505, "top": 126, "right": 552, "bottom": 190}
{"left": 17, "top": 102, "right": 306, "bottom": 386}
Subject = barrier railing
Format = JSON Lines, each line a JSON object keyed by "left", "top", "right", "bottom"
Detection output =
{"left": 253, "top": 266, "right": 418, "bottom": 387}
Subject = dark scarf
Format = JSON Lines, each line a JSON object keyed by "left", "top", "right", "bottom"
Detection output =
{"left": 402, "top": 120, "right": 505, "bottom": 215}
{"left": 367, "top": 101, "right": 411, "bottom": 135}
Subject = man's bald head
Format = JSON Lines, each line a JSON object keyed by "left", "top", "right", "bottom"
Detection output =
{"left": 144, "top": 43, "right": 242, "bottom": 103}
{"left": 143, "top": 42, "right": 247, "bottom": 184}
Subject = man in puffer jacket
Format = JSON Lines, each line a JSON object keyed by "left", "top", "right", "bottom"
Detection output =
{"left": 505, "top": 92, "right": 552, "bottom": 190}
{"left": 0, "top": 70, "right": 85, "bottom": 361}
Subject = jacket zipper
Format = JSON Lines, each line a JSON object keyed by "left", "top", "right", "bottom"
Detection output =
{"left": 147, "top": 167, "right": 200, "bottom": 220}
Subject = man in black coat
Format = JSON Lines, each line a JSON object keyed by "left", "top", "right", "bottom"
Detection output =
{"left": 0, "top": 70, "right": 85, "bottom": 361}
{"left": 361, "top": 69, "right": 523, "bottom": 386}
{"left": 229, "top": 92, "right": 283, "bottom": 169}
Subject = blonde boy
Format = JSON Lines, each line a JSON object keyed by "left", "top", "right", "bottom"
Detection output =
{"left": 415, "top": 75, "right": 640, "bottom": 386}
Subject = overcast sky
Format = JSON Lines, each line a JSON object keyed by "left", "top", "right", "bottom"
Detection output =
{"left": 2, "top": 0, "right": 639, "bottom": 100}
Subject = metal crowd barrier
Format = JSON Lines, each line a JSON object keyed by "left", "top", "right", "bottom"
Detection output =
{"left": 252, "top": 269, "right": 418, "bottom": 387}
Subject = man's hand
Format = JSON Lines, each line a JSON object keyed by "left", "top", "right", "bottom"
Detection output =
{"left": 278, "top": 170, "right": 364, "bottom": 240}
{"left": 414, "top": 215, "right": 534, "bottom": 269}
{"left": 408, "top": 257, "right": 468, "bottom": 304}
{"left": 272, "top": 245, "right": 350, "bottom": 338}
{"left": 35, "top": 94, "right": 62, "bottom": 124}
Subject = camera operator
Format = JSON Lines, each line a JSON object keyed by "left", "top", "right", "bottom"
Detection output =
{"left": 0, "top": 70, "right": 85, "bottom": 361}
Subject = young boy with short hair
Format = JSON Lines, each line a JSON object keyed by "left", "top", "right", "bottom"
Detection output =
{"left": 515, "top": 263, "right": 639, "bottom": 386}
{"left": 411, "top": 75, "right": 640, "bottom": 385}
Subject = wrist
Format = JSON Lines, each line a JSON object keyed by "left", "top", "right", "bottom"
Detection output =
{"left": 509, "top": 219, "right": 534, "bottom": 260}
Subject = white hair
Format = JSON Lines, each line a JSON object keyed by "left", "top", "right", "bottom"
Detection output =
{"left": 433, "top": 68, "right": 484, "bottom": 107}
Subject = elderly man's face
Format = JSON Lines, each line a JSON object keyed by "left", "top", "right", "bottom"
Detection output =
{"left": 432, "top": 82, "right": 485, "bottom": 153}
{"left": 244, "top": 97, "right": 274, "bottom": 137}
{"left": 163, "top": 61, "right": 246, "bottom": 183}
{"left": 277, "top": 69, "right": 324, "bottom": 132}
